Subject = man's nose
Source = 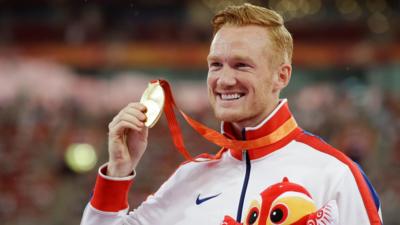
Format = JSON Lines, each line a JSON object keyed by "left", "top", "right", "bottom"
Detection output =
{"left": 216, "top": 68, "right": 237, "bottom": 88}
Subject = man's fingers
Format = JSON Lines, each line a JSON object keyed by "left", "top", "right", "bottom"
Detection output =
{"left": 127, "top": 102, "right": 147, "bottom": 113}
{"left": 110, "top": 120, "right": 144, "bottom": 136}
{"left": 123, "top": 107, "right": 147, "bottom": 122}
{"left": 112, "top": 114, "right": 145, "bottom": 129}
{"left": 109, "top": 104, "right": 147, "bottom": 128}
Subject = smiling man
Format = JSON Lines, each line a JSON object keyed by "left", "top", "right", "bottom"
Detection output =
{"left": 207, "top": 23, "right": 291, "bottom": 132}
{"left": 81, "top": 3, "right": 382, "bottom": 225}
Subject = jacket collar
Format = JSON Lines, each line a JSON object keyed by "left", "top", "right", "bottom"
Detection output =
{"left": 221, "top": 99, "right": 302, "bottom": 160}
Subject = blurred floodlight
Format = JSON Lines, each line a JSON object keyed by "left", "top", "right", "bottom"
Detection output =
{"left": 366, "top": 0, "right": 387, "bottom": 13}
{"left": 270, "top": 0, "right": 321, "bottom": 21}
{"left": 336, "top": 0, "right": 362, "bottom": 20}
{"left": 368, "top": 12, "right": 390, "bottom": 34}
{"left": 307, "top": 0, "right": 322, "bottom": 15}
{"left": 65, "top": 143, "right": 97, "bottom": 173}
{"left": 272, "top": 0, "right": 298, "bottom": 20}
{"left": 336, "top": 0, "right": 358, "bottom": 14}
{"left": 202, "top": 0, "right": 247, "bottom": 12}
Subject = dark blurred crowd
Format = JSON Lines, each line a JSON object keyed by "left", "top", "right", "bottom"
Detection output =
{"left": 1, "top": 0, "right": 399, "bottom": 45}
{"left": 0, "top": 59, "right": 399, "bottom": 224}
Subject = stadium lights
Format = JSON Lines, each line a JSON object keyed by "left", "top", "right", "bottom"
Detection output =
{"left": 65, "top": 143, "right": 98, "bottom": 173}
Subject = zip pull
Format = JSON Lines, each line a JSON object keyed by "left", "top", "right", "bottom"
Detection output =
{"left": 242, "top": 150, "right": 247, "bottom": 161}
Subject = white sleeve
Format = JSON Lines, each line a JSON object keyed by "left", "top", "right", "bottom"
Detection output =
{"left": 80, "top": 164, "right": 136, "bottom": 225}
{"left": 81, "top": 204, "right": 130, "bottom": 225}
{"left": 121, "top": 165, "right": 190, "bottom": 224}
{"left": 80, "top": 163, "right": 185, "bottom": 225}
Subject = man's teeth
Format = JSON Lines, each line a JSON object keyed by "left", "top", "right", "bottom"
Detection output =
{"left": 220, "top": 93, "right": 243, "bottom": 100}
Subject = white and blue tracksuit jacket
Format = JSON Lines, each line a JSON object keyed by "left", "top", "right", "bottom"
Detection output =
{"left": 81, "top": 99, "right": 382, "bottom": 225}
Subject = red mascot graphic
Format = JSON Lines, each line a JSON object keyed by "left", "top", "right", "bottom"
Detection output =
{"left": 221, "top": 177, "right": 338, "bottom": 225}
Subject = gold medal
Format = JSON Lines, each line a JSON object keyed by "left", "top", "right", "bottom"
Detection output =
{"left": 140, "top": 81, "right": 165, "bottom": 128}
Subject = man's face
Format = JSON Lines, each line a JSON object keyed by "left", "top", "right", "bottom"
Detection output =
{"left": 207, "top": 25, "right": 284, "bottom": 127}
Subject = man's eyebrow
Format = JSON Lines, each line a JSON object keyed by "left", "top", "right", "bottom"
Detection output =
{"left": 230, "top": 55, "right": 254, "bottom": 63}
{"left": 207, "top": 54, "right": 255, "bottom": 64}
{"left": 207, "top": 55, "right": 220, "bottom": 62}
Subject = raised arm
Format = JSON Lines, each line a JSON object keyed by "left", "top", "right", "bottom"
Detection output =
{"left": 81, "top": 102, "right": 149, "bottom": 225}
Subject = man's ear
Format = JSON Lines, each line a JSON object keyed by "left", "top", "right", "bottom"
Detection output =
{"left": 273, "top": 63, "right": 292, "bottom": 92}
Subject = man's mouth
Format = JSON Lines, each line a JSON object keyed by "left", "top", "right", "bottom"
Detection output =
{"left": 218, "top": 93, "right": 245, "bottom": 101}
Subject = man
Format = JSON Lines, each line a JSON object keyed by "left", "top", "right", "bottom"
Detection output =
{"left": 81, "top": 3, "right": 382, "bottom": 225}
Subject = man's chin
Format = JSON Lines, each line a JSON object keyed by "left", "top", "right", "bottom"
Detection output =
{"left": 214, "top": 111, "right": 244, "bottom": 123}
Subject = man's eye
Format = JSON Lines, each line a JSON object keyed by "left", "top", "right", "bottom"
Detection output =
{"left": 209, "top": 62, "right": 222, "bottom": 69}
{"left": 235, "top": 63, "right": 250, "bottom": 69}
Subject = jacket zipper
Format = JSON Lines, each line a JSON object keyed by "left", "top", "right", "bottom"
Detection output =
{"left": 236, "top": 149, "right": 251, "bottom": 222}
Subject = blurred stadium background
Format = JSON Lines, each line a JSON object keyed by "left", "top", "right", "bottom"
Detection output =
{"left": 0, "top": 0, "right": 399, "bottom": 224}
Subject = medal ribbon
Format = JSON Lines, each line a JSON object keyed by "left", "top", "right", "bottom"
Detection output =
{"left": 155, "top": 80, "right": 298, "bottom": 161}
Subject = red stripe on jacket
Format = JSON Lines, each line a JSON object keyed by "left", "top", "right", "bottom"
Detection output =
{"left": 296, "top": 132, "right": 381, "bottom": 225}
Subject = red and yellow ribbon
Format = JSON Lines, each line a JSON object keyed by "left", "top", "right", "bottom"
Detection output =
{"left": 155, "top": 80, "right": 298, "bottom": 161}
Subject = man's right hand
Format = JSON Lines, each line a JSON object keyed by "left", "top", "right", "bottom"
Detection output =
{"left": 107, "top": 103, "right": 148, "bottom": 177}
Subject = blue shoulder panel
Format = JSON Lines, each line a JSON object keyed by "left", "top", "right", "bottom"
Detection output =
{"left": 303, "top": 130, "right": 381, "bottom": 211}
{"left": 355, "top": 163, "right": 381, "bottom": 211}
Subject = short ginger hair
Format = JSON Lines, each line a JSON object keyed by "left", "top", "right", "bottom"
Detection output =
{"left": 212, "top": 3, "right": 293, "bottom": 65}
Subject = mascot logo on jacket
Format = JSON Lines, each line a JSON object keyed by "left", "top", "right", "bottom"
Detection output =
{"left": 222, "top": 177, "right": 339, "bottom": 225}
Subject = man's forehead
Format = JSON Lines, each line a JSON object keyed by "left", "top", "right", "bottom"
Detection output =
{"left": 211, "top": 34, "right": 268, "bottom": 48}
{"left": 212, "top": 25, "right": 270, "bottom": 42}
{"left": 209, "top": 25, "right": 271, "bottom": 57}
{"left": 210, "top": 40, "right": 256, "bottom": 51}
{"left": 208, "top": 46, "right": 255, "bottom": 60}
{"left": 208, "top": 37, "right": 269, "bottom": 60}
